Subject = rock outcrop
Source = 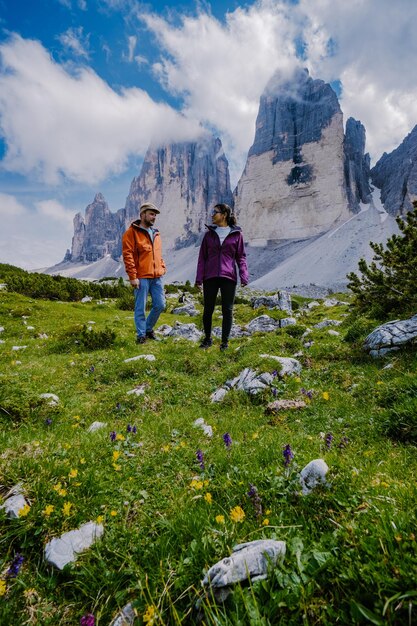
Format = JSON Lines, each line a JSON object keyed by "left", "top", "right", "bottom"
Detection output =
{"left": 344, "top": 117, "right": 371, "bottom": 212}
{"left": 69, "top": 193, "right": 123, "bottom": 262}
{"left": 234, "top": 68, "right": 353, "bottom": 242}
{"left": 124, "top": 136, "right": 233, "bottom": 248}
{"left": 371, "top": 125, "right": 417, "bottom": 216}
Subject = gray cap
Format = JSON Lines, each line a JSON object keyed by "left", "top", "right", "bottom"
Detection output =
{"left": 140, "top": 202, "right": 160, "bottom": 215}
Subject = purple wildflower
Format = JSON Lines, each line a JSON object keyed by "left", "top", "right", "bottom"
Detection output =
{"left": 271, "top": 370, "right": 278, "bottom": 378}
{"left": 271, "top": 387, "right": 278, "bottom": 397}
{"left": 338, "top": 436, "right": 349, "bottom": 449}
{"left": 127, "top": 424, "right": 132, "bottom": 433}
{"left": 80, "top": 614, "right": 95, "bottom": 626}
{"left": 223, "top": 432, "right": 232, "bottom": 450}
{"left": 300, "top": 388, "right": 314, "bottom": 400}
{"left": 45, "top": 418, "right": 53, "bottom": 426}
{"left": 325, "top": 432, "right": 334, "bottom": 449}
{"left": 283, "top": 444, "right": 294, "bottom": 467}
{"left": 89, "top": 366, "right": 95, "bottom": 373}
{"left": 6, "top": 554, "right": 24, "bottom": 578}
{"left": 132, "top": 425, "right": 137, "bottom": 434}
{"left": 110, "top": 431, "right": 117, "bottom": 442}
{"left": 248, "top": 483, "right": 263, "bottom": 518}
{"left": 196, "top": 449, "right": 205, "bottom": 470}
{"left": 115, "top": 403, "right": 121, "bottom": 410}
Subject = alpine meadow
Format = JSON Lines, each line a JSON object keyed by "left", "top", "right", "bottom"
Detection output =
{"left": 1, "top": 263, "right": 417, "bottom": 625}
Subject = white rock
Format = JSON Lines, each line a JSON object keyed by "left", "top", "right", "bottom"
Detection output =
{"left": 299, "top": 459, "right": 329, "bottom": 495}
{"left": 210, "top": 387, "right": 228, "bottom": 403}
{"left": 259, "top": 355, "right": 302, "bottom": 377}
{"left": 40, "top": 393, "right": 60, "bottom": 406}
{"left": 0, "top": 494, "right": 28, "bottom": 519}
{"left": 81, "top": 296, "right": 92, "bottom": 303}
{"left": 12, "top": 345, "right": 27, "bottom": 351}
{"left": 87, "top": 421, "right": 107, "bottom": 433}
{"left": 44, "top": 522, "right": 104, "bottom": 570}
{"left": 127, "top": 385, "right": 147, "bottom": 396}
{"left": 26, "top": 326, "right": 35, "bottom": 330}
{"left": 109, "top": 603, "right": 136, "bottom": 626}
{"left": 0, "top": 326, "right": 5, "bottom": 332}
{"left": 328, "top": 329, "right": 340, "bottom": 336}
{"left": 38, "top": 333, "right": 49, "bottom": 339}
{"left": 193, "top": 418, "right": 213, "bottom": 437}
{"left": 124, "top": 354, "right": 156, "bottom": 363}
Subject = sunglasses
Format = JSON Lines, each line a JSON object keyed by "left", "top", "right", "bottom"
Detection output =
{"left": 211, "top": 210, "right": 223, "bottom": 215}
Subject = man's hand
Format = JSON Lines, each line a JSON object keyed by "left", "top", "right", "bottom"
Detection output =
{"left": 130, "top": 278, "right": 140, "bottom": 288}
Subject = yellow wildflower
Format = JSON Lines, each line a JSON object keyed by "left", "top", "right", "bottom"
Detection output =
{"left": 43, "top": 505, "right": 55, "bottom": 517}
{"left": 162, "top": 445, "right": 170, "bottom": 452}
{"left": 33, "top": 441, "right": 40, "bottom": 447}
{"left": 381, "top": 481, "right": 389, "bottom": 488}
{"left": 69, "top": 469, "right": 78, "bottom": 479}
{"left": 180, "top": 441, "right": 187, "bottom": 448}
{"left": 112, "top": 463, "right": 121, "bottom": 471}
{"left": 112, "top": 451, "right": 120, "bottom": 462}
{"left": 96, "top": 515, "right": 104, "bottom": 524}
{"left": 190, "top": 479, "right": 203, "bottom": 490}
{"left": 322, "top": 391, "right": 329, "bottom": 401}
{"left": 295, "top": 377, "right": 301, "bottom": 383}
{"left": 63, "top": 443, "right": 71, "bottom": 450}
{"left": 110, "top": 510, "right": 117, "bottom": 517}
{"left": 230, "top": 506, "right": 245, "bottom": 523}
{"left": 252, "top": 432, "right": 259, "bottom": 439}
{"left": 116, "top": 434, "right": 125, "bottom": 441}
{"left": 143, "top": 604, "right": 157, "bottom": 625}
{"left": 215, "top": 515, "right": 225, "bottom": 524}
{"left": 203, "top": 480, "right": 210, "bottom": 487}
{"left": 265, "top": 509, "right": 272, "bottom": 515}
{"left": 0, "top": 580, "right": 6, "bottom": 597}
{"left": 73, "top": 415, "right": 81, "bottom": 420}
{"left": 262, "top": 518, "right": 270, "bottom": 526}
{"left": 204, "top": 493, "right": 213, "bottom": 504}
{"left": 80, "top": 458, "right": 86, "bottom": 464}
{"left": 72, "top": 423, "right": 80, "bottom": 429}
{"left": 18, "top": 504, "right": 30, "bottom": 517}
{"left": 62, "top": 502, "right": 72, "bottom": 516}
{"left": 376, "top": 381, "right": 383, "bottom": 385}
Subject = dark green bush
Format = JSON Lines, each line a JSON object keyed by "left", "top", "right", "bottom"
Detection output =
{"left": 116, "top": 291, "right": 135, "bottom": 310}
{"left": 376, "top": 375, "right": 417, "bottom": 443}
{"left": 79, "top": 325, "right": 116, "bottom": 350}
{"left": 283, "top": 324, "right": 306, "bottom": 338}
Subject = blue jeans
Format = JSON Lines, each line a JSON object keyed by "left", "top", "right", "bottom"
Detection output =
{"left": 134, "top": 278, "right": 166, "bottom": 338}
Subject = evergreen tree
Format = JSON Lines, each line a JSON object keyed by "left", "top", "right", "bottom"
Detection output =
{"left": 347, "top": 201, "right": 417, "bottom": 319}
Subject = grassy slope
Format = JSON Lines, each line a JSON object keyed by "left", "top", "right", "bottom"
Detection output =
{"left": 0, "top": 291, "right": 416, "bottom": 625}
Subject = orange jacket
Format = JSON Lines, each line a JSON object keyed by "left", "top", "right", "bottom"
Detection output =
{"left": 122, "top": 221, "right": 166, "bottom": 280}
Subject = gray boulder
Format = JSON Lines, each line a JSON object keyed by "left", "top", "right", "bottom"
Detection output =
{"left": 364, "top": 314, "right": 417, "bottom": 357}
{"left": 314, "top": 319, "right": 342, "bottom": 329}
{"left": 109, "top": 602, "right": 136, "bottom": 626}
{"left": 171, "top": 303, "right": 199, "bottom": 317}
{"left": 247, "top": 315, "right": 280, "bottom": 333}
{"left": 1, "top": 492, "right": 28, "bottom": 519}
{"left": 299, "top": 459, "right": 329, "bottom": 495}
{"left": 44, "top": 521, "right": 104, "bottom": 570}
{"left": 212, "top": 324, "right": 250, "bottom": 338}
{"left": 202, "top": 539, "right": 286, "bottom": 602}
{"left": 251, "top": 291, "right": 292, "bottom": 313}
{"left": 168, "top": 321, "right": 203, "bottom": 342}
{"left": 259, "top": 355, "right": 302, "bottom": 377}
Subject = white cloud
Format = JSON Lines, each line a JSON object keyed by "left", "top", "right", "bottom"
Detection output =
{"left": 58, "top": 26, "right": 90, "bottom": 59}
{"left": 139, "top": 1, "right": 299, "bottom": 181}
{"left": 125, "top": 35, "right": 136, "bottom": 62}
{"left": 0, "top": 34, "right": 203, "bottom": 185}
{"left": 0, "top": 195, "right": 73, "bottom": 269}
{"left": 297, "top": 0, "right": 417, "bottom": 162}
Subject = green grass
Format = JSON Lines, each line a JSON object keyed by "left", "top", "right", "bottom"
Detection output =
{"left": 0, "top": 290, "right": 416, "bottom": 625}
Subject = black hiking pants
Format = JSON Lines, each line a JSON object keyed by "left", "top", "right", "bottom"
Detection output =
{"left": 202, "top": 277, "right": 236, "bottom": 342}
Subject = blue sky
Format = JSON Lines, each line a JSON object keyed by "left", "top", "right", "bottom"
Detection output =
{"left": 1, "top": 0, "right": 417, "bottom": 269}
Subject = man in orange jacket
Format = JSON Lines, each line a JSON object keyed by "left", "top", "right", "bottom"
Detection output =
{"left": 122, "top": 203, "right": 166, "bottom": 344}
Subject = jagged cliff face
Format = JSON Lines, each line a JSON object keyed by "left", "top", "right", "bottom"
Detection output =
{"left": 70, "top": 193, "right": 123, "bottom": 262}
{"left": 371, "top": 125, "right": 417, "bottom": 216}
{"left": 124, "top": 136, "right": 233, "bottom": 247}
{"left": 344, "top": 117, "right": 371, "bottom": 212}
{"left": 234, "top": 69, "right": 352, "bottom": 241}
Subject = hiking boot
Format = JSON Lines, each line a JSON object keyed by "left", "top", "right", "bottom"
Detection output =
{"left": 136, "top": 335, "right": 147, "bottom": 344}
{"left": 199, "top": 337, "right": 212, "bottom": 349}
{"left": 220, "top": 341, "right": 229, "bottom": 351}
{"left": 146, "top": 330, "right": 160, "bottom": 341}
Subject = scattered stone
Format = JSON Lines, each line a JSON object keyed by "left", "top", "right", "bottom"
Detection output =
{"left": 307, "top": 301, "right": 320, "bottom": 309}
{"left": 364, "top": 314, "right": 417, "bottom": 357}
{"left": 39, "top": 393, "right": 60, "bottom": 406}
{"left": 127, "top": 385, "right": 147, "bottom": 396}
{"left": 280, "top": 317, "right": 297, "bottom": 328}
{"left": 0, "top": 490, "right": 28, "bottom": 519}
{"left": 299, "top": 459, "right": 329, "bottom": 495}
{"left": 87, "top": 421, "right": 107, "bottom": 433}
{"left": 202, "top": 539, "right": 286, "bottom": 602}
{"left": 303, "top": 341, "right": 314, "bottom": 348}
{"left": 266, "top": 399, "right": 306, "bottom": 413}
{"left": 12, "top": 345, "right": 27, "bottom": 351}
{"left": 193, "top": 418, "right": 213, "bottom": 438}
{"left": 327, "top": 329, "right": 340, "bottom": 336}
{"left": 259, "top": 355, "right": 302, "bottom": 377}
{"left": 212, "top": 368, "right": 276, "bottom": 402}
{"left": 383, "top": 363, "right": 394, "bottom": 370}
{"left": 168, "top": 321, "right": 202, "bottom": 342}
{"left": 80, "top": 296, "right": 93, "bottom": 303}
{"left": 38, "top": 333, "right": 49, "bottom": 339}
{"left": 251, "top": 291, "right": 292, "bottom": 313}
{"left": 109, "top": 602, "right": 136, "bottom": 626}
{"left": 212, "top": 324, "right": 250, "bottom": 338}
{"left": 247, "top": 315, "right": 280, "bottom": 333}
{"left": 171, "top": 303, "right": 199, "bottom": 317}
{"left": 156, "top": 324, "right": 173, "bottom": 337}
{"left": 323, "top": 298, "right": 348, "bottom": 307}
{"left": 210, "top": 387, "right": 229, "bottom": 403}
{"left": 314, "top": 319, "right": 342, "bottom": 329}
{"left": 26, "top": 326, "right": 35, "bottom": 330}
{"left": 44, "top": 521, "right": 104, "bottom": 570}
{"left": 124, "top": 354, "right": 156, "bottom": 363}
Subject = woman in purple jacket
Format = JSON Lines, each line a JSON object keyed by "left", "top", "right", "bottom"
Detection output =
{"left": 195, "top": 203, "right": 249, "bottom": 351}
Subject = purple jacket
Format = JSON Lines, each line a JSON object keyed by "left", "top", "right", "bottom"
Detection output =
{"left": 195, "top": 225, "right": 249, "bottom": 286}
